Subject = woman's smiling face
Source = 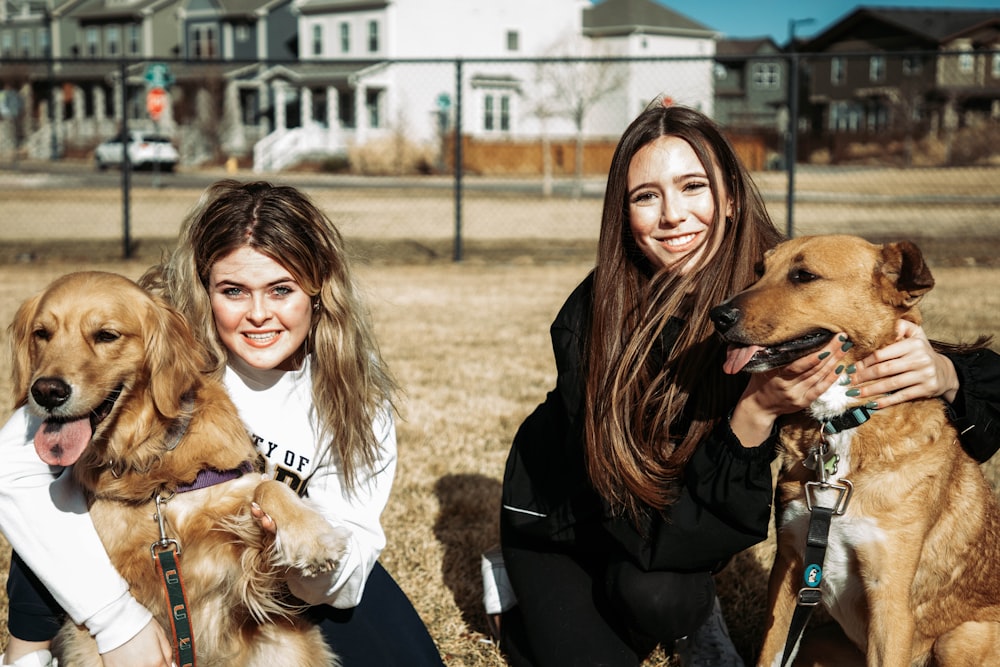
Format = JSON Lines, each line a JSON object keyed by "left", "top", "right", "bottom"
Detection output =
{"left": 208, "top": 246, "right": 313, "bottom": 371}
{"left": 627, "top": 135, "right": 731, "bottom": 274}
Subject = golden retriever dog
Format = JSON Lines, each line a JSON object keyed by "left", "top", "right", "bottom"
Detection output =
{"left": 11, "top": 271, "right": 346, "bottom": 667}
{"left": 710, "top": 236, "right": 1000, "bottom": 667}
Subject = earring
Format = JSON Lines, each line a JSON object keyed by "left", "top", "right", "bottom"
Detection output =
{"left": 312, "top": 300, "right": 320, "bottom": 311}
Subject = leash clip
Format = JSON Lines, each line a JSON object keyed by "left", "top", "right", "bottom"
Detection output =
{"left": 151, "top": 493, "right": 182, "bottom": 562}
{"left": 804, "top": 479, "right": 853, "bottom": 515}
{"left": 803, "top": 442, "right": 839, "bottom": 484}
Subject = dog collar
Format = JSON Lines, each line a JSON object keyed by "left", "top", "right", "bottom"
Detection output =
{"left": 821, "top": 405, "right": 874, "bottom": 435}
{"left": 176, "top": 460, "right": 255, "bottom": 493}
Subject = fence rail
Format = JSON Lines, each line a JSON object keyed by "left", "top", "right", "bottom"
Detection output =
{"left": 1, "top": 51, "right": 998, "bottom": 263}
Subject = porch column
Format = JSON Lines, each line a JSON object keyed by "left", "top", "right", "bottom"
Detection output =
{"left": 274, "top": 81, "right": 287, "bottom": 133}
{"left": 354, "top": 81, "right": 367, "bottom": 143}
{"left": 301, "top": 86, "right": 313, "bottom": 126}
{"left": 326, "top": 86, "right": 339, "bottom": 128}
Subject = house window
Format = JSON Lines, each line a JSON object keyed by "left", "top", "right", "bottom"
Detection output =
{"left": 191, "top": 24, "right": 218, "bottom": 59}
{"left": 340, "top": 22, "right": 349, "bottom": 53}
{"left": 993, "top": 53, "right": 1000, "bottom": 78}
{"left": 506, "top": 29, "right": 519, "bottom": 52}
{"left": 38, "top": 27, "right": 49, "bottom": 56}
{"left": 105, "top": 26, "right": 120, "bottom": 57}
{"left": 312, "top": 24, "right": 322, "bottom": 56}
{"left": 751, "top": 62, "right": 780, "bottom": 89}
{"left": 902, "top": 55, "right": 922, "bottom": 76}
{"left": 126, "top": 24, "right": 140, "bottom": 55}
{"left": 831, "top": 57, "right": 845, "bottom": 85}
{"left": 829, "top": 101, "right": 861, "bottom": 132}
{"left": 366, "top": 88, "right": 381, "bottom": 127}
{"left": 367, "top": 20, "right": 379, "bottom": 52}
{"left": 483, "top": 93, "right": 511, "bottom": 132}
{"left": 869, "top": 55, "right": 885, "bottom": 82}
{"left": 959, "top": 48, "right": 973, "bottom": 73}
{"left": 86, "top": 27, "right": 99, "bottom": 57}
{"left": 19, "top": 29, "right": 31, "bottom": 57}
{"left": 235, "top": 25, "right": 250, "bottom": 43}
{"left": 713, "top": 63, "right": 727, "bottom": 80}
{"left": 1, "top": 31, "right": 12, "bottom": 58}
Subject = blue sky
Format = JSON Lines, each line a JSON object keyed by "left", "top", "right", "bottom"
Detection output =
{"left": 659, "top": 0, "right": 1000, "bottom": 44}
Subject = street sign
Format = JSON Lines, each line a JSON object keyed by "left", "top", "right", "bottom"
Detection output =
{"left": 143, "top": 62, "right": 174, "bottom": 89}
{"left": 147, "top": 86, "right": 167, "bottom": 121}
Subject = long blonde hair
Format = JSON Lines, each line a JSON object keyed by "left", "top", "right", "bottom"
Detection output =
{"left": 140, "top": 180, "right": 397, "bottom": 490}
{"left": 585, "top": 106, "right": 782, "bottom": 520}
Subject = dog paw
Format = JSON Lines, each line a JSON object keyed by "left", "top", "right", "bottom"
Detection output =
{"left": 281, "top": 523, "right": 351, "bottom": 577}
{"left": 254, "top": 480, "right": 350, "bottom": 574}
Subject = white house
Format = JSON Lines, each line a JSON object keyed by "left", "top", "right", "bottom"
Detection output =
{"left": 254, "top": 0, "right": 718, "bottom": 171}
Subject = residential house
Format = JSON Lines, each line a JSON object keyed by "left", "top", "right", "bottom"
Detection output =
{"left": 582, "top": 0, "right": 717, "bottom": 124}
{"left": 799, "top": 7, "right": 1000, "bottom": 137}
{"left": 1, "top": 0, "right": 57, "bottom": 157}
{"left": 3, "top": 0, "right": 724, "bottom": 169}
{"left": 252, "top": 0, "right": 719, "bottom": 171}
{"left": 713, "top": 37, "right": 786, "bottom": 131}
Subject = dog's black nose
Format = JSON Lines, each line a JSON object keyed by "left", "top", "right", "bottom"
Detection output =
{"left": 710, "top": 304, "right": 739, "bottom": 333}
{"left": 31, "top": 377, "right": 72, "bottom": 409}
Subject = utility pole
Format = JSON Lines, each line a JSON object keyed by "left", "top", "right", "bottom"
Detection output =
{"left": 786, "top": 17, "right": 814, "bottom": 238}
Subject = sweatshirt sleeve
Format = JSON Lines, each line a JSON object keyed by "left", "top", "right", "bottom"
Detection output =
{"left": 0, "top": 408, "right": 153, "bottom": 653}
{"left": 283, "top": 405, "right": 395, "bottom": 609}
{"left": 944, "top": 348, "right": 1000, "bottom": 463}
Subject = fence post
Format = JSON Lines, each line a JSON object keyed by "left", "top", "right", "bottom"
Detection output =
{"left": 453, "top": 59, "right": 463, "bottom": 262}
{"left": 785, "top": 50, "right": 799, "bottom": 239}
{"left": 120, "top": 59, "right": 132, "bottom": 259}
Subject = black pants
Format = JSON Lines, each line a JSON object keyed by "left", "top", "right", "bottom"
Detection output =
{"left": 499, "top": 527, "right": 715, "bottom": 667}
{"left": 7, "top": 552, "right": 444, "bottom": 667}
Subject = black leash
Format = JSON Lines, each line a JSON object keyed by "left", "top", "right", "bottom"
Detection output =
{"left": 777, "top": 406, "right": 872, "bottom": 666}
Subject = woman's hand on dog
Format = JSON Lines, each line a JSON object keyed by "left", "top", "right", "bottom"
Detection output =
{"left": 729, "top": 334, "right": 851, "bottom": 447}
{"left": 101, "top": 619, "right": 173, "bottom": 667}
{"left": 853, "top": 320, "right": 960, "bottom": 409}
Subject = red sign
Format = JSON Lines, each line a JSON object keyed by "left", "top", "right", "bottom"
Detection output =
{"left": 146, "top": 87, "right": 167, "bottom": 121}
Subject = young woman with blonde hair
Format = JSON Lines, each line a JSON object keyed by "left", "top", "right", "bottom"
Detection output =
{"left": 1, "top": 180, "right": 443, "bottom": 667}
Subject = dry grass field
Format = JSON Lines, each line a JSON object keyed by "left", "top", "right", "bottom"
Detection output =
{"left": 0, "top": 170, "right": 998, "bottom": 665}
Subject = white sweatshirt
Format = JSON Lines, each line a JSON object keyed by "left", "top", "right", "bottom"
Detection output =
{"left": 0, "top": 355, "right": 396, "bottom": 651}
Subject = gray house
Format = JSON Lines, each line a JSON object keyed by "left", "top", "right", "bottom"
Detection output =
{"left": 713, "top": 37, "right": 786, "bottom": 131}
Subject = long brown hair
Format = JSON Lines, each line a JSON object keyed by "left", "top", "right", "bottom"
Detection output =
{"left": 140, "top": 180, "right": 397, "bottom": 490}
{"left": 585, "top": 105, "right": 782, "bottom": 520}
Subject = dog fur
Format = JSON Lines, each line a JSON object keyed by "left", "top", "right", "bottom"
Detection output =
{"left": 11, "top": 271, "right": 346, "bottom": 667}
{"left": 710, "top": 235, "right": 1000, "bottom": 667}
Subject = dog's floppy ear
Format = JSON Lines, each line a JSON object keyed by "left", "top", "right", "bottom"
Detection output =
{"left": 877, "top": 240, "right": 935, "bottom": 309}
{"left": 143, "top": 296, "right": 207, "bottom": 419}
{"left": 8, "top": 293, "right": 43, "bottom": 407}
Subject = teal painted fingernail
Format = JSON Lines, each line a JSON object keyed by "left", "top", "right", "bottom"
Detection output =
{"left": 819, "top": 351, "right": 831, "bottom": 360}
{"left": 839, "top": 375, "right": 852, "bottom": 386}
{"left": 846, "top": 388, "right": 861, "bottom": 397}
{"left": 865, "top": 401, "right": 879, "bottom": 409}
{"left": 835, "top": 365, "right": 844, "bottom": 374}
{"left": 846, "top": 364, "right": 856, "bottom": 374}
{"left": 838, "top": 334, "right": 848, "bottom": 342}
{"left": 841, "top": 341, "right": 853, "bottom": 352}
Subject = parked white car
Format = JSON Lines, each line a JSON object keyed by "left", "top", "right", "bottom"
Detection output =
{"left": 95, "top": 131, "right": 179, "bottom": 171}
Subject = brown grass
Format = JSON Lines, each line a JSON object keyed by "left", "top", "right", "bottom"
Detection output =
{"left": 0, "top": 174, "right": 999, "bottom": 664}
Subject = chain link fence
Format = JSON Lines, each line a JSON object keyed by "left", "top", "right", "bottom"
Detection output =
{"left": 1, "top": 52, "right": 998, "bottom": 265}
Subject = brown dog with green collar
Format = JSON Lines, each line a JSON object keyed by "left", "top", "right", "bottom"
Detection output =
{"left": 711, "top": 235, "right": 1000, "bottom": 667}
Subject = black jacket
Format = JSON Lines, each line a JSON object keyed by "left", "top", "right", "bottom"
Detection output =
{"left": 501, "top": 274, "right": 1000, "bottom": 573}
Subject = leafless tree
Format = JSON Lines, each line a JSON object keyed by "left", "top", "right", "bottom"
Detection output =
{"left": 523, "top": 33, "right": 626, "bottom": 197}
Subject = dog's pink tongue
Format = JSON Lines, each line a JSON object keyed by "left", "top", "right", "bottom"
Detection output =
{"left": 33, "top": 418, "right": 93, "bottom": 466}
{"left": 723, "top": 344, "right": 764, "bottom": 375}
